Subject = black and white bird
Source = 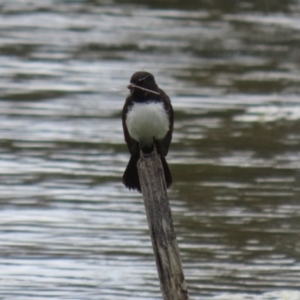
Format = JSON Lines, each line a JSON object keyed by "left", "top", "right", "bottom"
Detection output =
{"left": 122, "top": 71, "right": 174, "bottom": 192}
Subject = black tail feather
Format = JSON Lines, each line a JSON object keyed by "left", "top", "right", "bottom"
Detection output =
{"left": 123, "top": 153, "right": 172, "bottom": 192}
{"left": 160, "top": 156, "right": 172, "bottom": 188}
{"left": 123, "top": 153, "right": 141, "bottom": 192}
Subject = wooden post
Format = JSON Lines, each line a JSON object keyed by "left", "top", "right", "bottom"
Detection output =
{"left": 137, "top": 151, "right": 189, "bottom": 300}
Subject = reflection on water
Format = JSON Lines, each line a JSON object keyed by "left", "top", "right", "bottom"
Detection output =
{"left": 0, "top": 0, "right": 300, "bottom": 299}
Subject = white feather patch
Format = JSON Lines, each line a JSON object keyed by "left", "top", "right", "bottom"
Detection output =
{"left": 126, "top": 102, "right": 169, "bottom": 146}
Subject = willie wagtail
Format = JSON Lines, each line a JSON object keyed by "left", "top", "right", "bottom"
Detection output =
{"left": 122, "top": 71, "right": 174, "bottom": 192}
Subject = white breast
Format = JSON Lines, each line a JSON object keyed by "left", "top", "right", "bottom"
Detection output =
{"left": 126, "top": 101, "right": 169, "bottom": 146}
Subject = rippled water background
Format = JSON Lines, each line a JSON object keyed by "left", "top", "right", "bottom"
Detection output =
{"left": 1, "top": 1, "right": 300, "bottom": 299}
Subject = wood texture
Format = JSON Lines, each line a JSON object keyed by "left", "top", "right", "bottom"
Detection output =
{"left": 137, "top": 151, "right": 189, "bottom": 300}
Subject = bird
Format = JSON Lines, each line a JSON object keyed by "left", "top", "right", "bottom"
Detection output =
{"left": 122, "top": 71, "right": 174, "bottom": 192}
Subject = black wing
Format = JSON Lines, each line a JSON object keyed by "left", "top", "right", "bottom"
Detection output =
{"left": 122, "top": 95, "right": 139, "bottom": 155}
{"left": 156, "top": 88, "right": 174, "bottom": 157}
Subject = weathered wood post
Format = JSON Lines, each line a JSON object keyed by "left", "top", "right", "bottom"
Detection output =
{"left": 137, "top": 151, "right": 189, "bottom": 300}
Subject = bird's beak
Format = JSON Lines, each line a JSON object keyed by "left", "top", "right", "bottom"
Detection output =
{"left": 127, "top": 84, "right": 134, "bottom": 89}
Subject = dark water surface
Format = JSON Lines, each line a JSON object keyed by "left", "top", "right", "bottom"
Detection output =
{"left": 1, "top": 1, "right": 300, "bottom": 299}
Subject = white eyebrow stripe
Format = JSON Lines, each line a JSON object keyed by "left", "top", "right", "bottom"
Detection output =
{"left": 137, "top": 75, "right": 149, "bottom": 82}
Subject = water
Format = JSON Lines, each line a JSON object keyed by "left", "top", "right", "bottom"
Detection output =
{"left": 1, "top": 1, "right": 300, "bottom": 299}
